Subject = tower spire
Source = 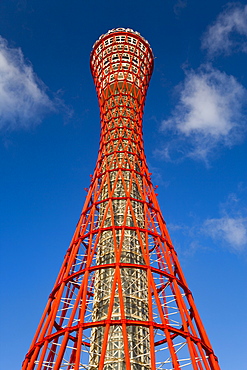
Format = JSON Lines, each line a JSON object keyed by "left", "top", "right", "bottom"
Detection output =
{"left": 22, "top": 28, "right": 220, "bottom": 370}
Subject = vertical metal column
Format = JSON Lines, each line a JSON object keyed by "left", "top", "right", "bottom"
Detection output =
{"left": 89, "top": 91, "right": 150, "bottom": 370}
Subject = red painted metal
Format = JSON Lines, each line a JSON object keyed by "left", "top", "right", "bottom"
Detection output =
{"left": 22, "top": 28, "right": 220, "bottom": 370}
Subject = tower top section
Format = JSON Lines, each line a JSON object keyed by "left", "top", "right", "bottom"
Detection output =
{"left": 90, "top": 28, "right": 154, "bottom": 100}
{"left": 91, "top": 28, "right": 153, "bottom": 51}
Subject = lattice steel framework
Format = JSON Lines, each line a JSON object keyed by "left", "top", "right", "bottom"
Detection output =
{"left": 22, "top": 28, "right": 220, "bottom": 370}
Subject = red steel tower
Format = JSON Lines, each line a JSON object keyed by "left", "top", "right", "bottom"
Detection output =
{"left": 22, "top": 28, "right": 220, "bottom": 370}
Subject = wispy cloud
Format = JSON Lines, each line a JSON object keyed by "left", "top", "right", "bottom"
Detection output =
{"left": 203, "top": 190, "right": 247, "bottom": 252}
{"left": 0, "top": 36, "right": 54, "bottom": 131}
{"left": 167, "top": 189, "right": 247, "bottom": 254}
{"left": 202, "top": 3, "right": 247, "bottom": 56}
{"left": 203, "top": 216, "right": 247, "bottom": 251}
{"left": 159, "top": 64, "right": 247, "bottom": 162}
{"left": 173, "top": 0, "right": 187, "bottom": 16}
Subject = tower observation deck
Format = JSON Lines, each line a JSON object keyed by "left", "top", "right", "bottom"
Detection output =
{"left": 22, "top": 28, "right": 220, "bottom": 370}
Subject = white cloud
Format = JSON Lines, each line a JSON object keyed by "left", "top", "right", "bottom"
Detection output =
{"left": 202, "top": 3, "right": 247, "bottom": 56}
{"left": 0, "top": 36, "right": 54, "bottom": 131}
{"left": 204, "top": 216, "right": 247, "bottom": 251}
{"left": 161, "top": 64, "right": 246, "bottom": 161}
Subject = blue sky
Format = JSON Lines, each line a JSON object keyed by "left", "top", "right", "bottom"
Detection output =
{"left": 0, "top": 1, "right": 246, "bottom": 369}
